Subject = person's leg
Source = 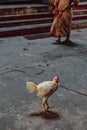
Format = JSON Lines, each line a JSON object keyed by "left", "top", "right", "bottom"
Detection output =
{"left": 56, "top": 36, "right": 61, "bottom": 43}
{"left": 65, "top": 33, "right": 70, "bottom": 41}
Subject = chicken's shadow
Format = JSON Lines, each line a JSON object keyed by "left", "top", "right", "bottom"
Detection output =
{"left": 29, "top": 110, "right": 61, "bottom": 120}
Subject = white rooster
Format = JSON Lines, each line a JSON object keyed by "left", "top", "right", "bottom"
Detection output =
{"left": 26, "top": 76, "right": 60, "bottom": 113}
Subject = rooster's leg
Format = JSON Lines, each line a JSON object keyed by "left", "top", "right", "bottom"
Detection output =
{"left": 46, "top": 101, "right": 54, "bottom": 110}
{"left": 42, "top": 98, "right": 49, "bottom": 113}
{"left": 42, "top": 103, "right": 52, "bottom": 114}
{"left": 42, "top": 102, "right": 46, "bottom": 112}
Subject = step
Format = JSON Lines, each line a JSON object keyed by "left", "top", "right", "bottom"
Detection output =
{"left": 72, "top": 19, "right": 87, "bottom": 23}
{"left": 0, "top": 4, "right": 51, "bottom": 16}
{"left": 0, "top": 23, "right": 51, "bottom": 32}
{"left": 0, "top": 12, "right": 53, "bottom": 21}
{"left": 73, "top": 14, "right": 87, "bottom": 20}
{"left": 24, "top": 32, "right": 51, "bottom": 40}
{"left": 0, "top": 18, "right": 53, "bottom": 28}
{"left": 0, "top": 23, "right": 52, "bottom": 38}
{"left": 72, "top": 22, "right": 87, "bottom": 30}
{"left": 73, "top": 2, "right": 87, "bottom": 10}
{"left": 73, "top": 10, "right": 87, "bottom": 15}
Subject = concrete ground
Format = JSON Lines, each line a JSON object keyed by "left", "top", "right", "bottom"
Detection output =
{"left": 0, "top": 28, "right": 87, "bottom": 130}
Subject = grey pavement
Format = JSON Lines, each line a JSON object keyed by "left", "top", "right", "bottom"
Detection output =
{"left": 0, "top": 28, "right": 87, "bottom": 130}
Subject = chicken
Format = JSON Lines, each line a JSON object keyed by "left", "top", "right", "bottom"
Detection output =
{"left": 26, "top": 76, "right": 60, "bottom": 113}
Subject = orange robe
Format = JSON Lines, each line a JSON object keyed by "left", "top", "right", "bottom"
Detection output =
{"left": 50, "top": 0, "right": 78, "bottom": 37}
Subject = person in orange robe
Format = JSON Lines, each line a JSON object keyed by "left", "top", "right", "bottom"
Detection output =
{"left": 50, "top": 0, "right": 79, "bottom": 44}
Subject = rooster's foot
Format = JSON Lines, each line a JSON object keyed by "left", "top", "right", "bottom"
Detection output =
{"left": 43, "top": 110, "right": 51, "bottom": 115}
{"left": 47, "top": 105, "right": 54, "bottom": 110}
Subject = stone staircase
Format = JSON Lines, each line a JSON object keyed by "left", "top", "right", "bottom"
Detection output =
{"left": 0, "top": 1, "right": 87, "bottom": 38}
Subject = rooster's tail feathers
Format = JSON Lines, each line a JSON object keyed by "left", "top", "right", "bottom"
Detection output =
{"left": 26, "top": 82, "right": 37, "bottom": 93}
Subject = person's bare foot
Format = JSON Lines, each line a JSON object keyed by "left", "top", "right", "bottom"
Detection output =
{"left": 65, "top": 35, "right": 70, "bottom": 42}
{"left": 56, "top": 40, "right": 61, "bottom": 43}
{"left": 56, "top": 37, "right": 61, "bottom": 44}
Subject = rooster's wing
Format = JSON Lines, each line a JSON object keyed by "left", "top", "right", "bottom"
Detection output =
{"left": 37, "top": 81, "right": 55, "bottom": 97}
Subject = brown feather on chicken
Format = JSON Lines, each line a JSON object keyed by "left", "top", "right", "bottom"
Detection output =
{"left": 26, "top": 76, "right": 60, "bottom": 113}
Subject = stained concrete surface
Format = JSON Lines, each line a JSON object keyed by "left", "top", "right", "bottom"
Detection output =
{"left": 0, "top": 29, "right": 87, "bottom": 130}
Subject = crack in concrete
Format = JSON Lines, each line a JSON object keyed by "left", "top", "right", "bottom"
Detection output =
{"left": 0, "top": 69, "right": 36, "bottom": 78}
{"left": 0, "top": 69, "right": 25, "bottom": 76}
{"left": 36, "top": 70, "right": 44, "bottom": 75}
{"left": 0, "top": 67, "right": 44, "bottom": 78}
{"left": 60, "top": 85, "right": 87, "bottom": 97}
